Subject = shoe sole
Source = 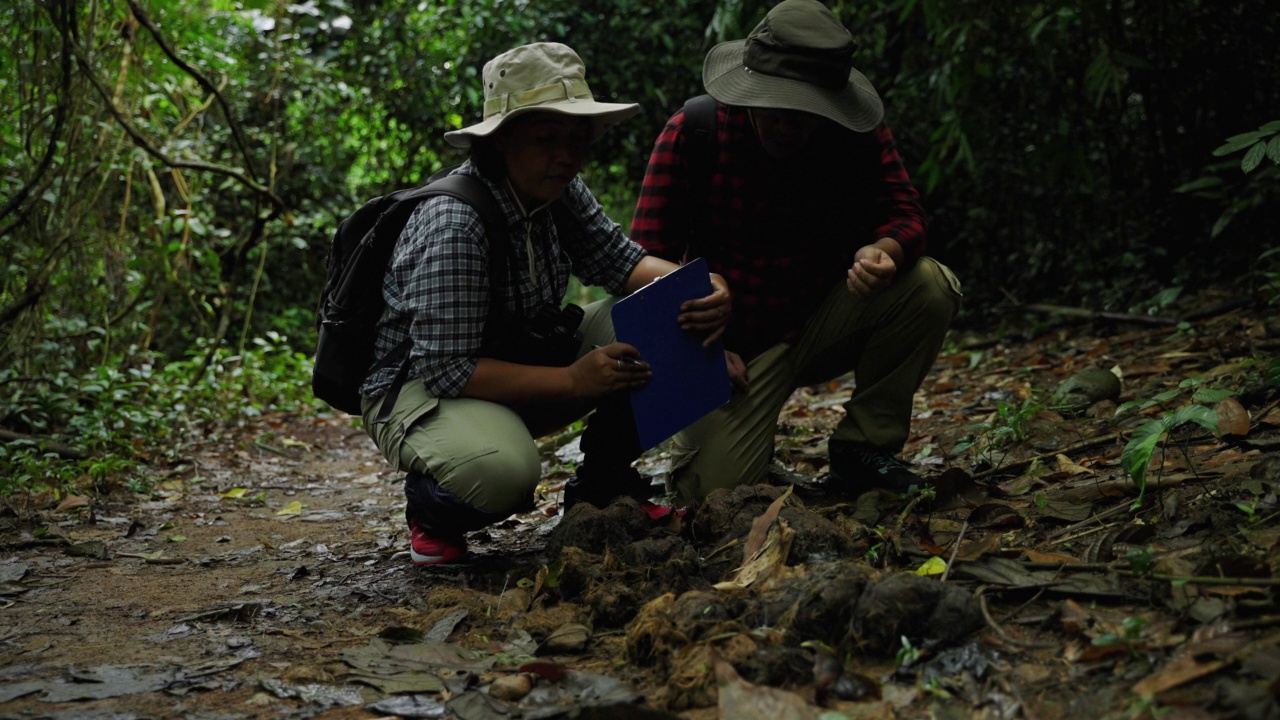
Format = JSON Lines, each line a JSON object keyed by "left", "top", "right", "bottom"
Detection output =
{"left": 410, "top": 547, "right": 465, "bottom": 565}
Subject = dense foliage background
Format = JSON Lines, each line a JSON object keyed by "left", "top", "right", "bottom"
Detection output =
{"left": 2, "top": 0, "right": 1277, "bottom": 492}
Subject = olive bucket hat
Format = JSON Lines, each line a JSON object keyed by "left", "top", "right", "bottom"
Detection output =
{"left": 702, "top": 0, "right": 884, "bottom": 132}
{"left": 444, "top": 42, "right": 639, "bottom": 148}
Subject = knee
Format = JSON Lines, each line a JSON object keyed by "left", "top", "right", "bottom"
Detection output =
{"left": 443, "top": 445, "right": 542, "bottom": 515}
{"left": 908, "top": 258, "right": 962, "bottom": 324}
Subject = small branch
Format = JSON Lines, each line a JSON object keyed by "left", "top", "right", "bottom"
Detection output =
{"left": 124, "top": 0, "right": 260, "bottom": 180}
{"left": 940, "top": 519, "right": 967, "bottom": 583}
{"left": 537, "top": 424, "right": 587, "bottom": 456}
{"left": 975, "top": 586, "right": 1058, "bottom": 649}
{"left": 972, "top": 432, "right": 1123, "bottom": 480}
{"left": 0, "top": 0, "right": 73, "bottom": 227}
{"left": 59, "top": 29, "right": 284, "bottom": 211}
{"left": 1014, "top": 303, "right": 1180, "bottom": 326}
{"left": 1046, "top": 499, "right": 1133, "bottom": 541}
{"left": 1149, "top": 573, "right": 1280, "bottom": 587}
{"left": 0, "top": 428, "right": 88, "bottom": 460}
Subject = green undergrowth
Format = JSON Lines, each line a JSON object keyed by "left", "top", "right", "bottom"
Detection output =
{"left": 0, "top": 332, "right": 317, "bottom": 500}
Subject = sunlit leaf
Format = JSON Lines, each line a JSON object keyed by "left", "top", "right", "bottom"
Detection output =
{"left": 915, "top": 556, "right": 947, "bottom": 576}
{"left": 275, "top": 501, "right": 304, "bottom": 516}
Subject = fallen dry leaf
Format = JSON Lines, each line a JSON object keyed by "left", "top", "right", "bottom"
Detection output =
{"left": 714, "top": 651, "right": 818, "bottom": 720}
{"left": 1214, "top": 397, "right": 1250, "bottom": 437}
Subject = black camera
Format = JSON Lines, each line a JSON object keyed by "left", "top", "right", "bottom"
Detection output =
{"left": 490, "top": 303, "right": 584, "bottom": 367}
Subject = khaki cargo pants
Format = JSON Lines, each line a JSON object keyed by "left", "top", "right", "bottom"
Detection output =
{"left": 667, "top": 257, "right": 962, "bottom": 504}
{"left": 360, "top": 297, "right": 623, "bottom": 516}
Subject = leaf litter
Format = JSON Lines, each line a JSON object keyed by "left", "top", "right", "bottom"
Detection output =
{"left": 1, "top": 293, "right": 1278, "bottom": 719}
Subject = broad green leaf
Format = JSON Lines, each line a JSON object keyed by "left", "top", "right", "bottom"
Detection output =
{"left": 1210, "top": 209, "right": 1236, "bottom": 238}
{"left": 1264, "top": 356, "right": 1280, "bottom": 387}
{"left": 1268, "top": 136, "right": 1280, "bottom": 164}
{"left": 1115, "top": 399, "right": 1143, "bottom": 416}
{"left": 1191, "top": 388, "right": 1236, "bottom": 403}
{"left": 1174, "top": 176, "right": 1222, "bottom": 193}
{"left": 1242, "top": 142, "right": 1267, "bottom": 173}
{"left": 1121, "top": 419, "right": 1166, "bottom": 492}
{"left": 1261, "top": 120, "right": 1280, "bottom": 133}
{"left": 275, "top": 501, "right": 304, "bottom": 516}
{"left": 1167, "top": 404, "right": 1219, "bottom": 433}
{"left": 1213, "top": 131, "right": 1268, "bottom": 155}
{"left": 219, "top": 487, "right": 249, "bottom": 498}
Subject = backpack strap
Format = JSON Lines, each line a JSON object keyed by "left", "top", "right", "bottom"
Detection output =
{"left": 371, "top": 171, "right": 511, "bottom": 425}
{"left": 680, "top": 94, "right": 719, "bottom": 261}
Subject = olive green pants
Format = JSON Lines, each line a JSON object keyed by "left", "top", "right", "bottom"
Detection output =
{"left": 361, "top": 297, "right": 622, "bottom": 516}
{"left": 667, "top": 257, "right": 962, "bottom": 504}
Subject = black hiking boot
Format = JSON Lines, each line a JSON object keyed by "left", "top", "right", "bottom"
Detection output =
{"left": 828, "top": 440, "right": 925, "bottom": 495}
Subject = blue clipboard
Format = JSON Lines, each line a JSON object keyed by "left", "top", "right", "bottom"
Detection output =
{"left": 611, "top": 257, "right": 730, "bottom": 450}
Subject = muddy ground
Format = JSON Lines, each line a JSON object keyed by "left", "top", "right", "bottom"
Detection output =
{"left": 3, "top": 290, "right": 1280, "bottom": 720}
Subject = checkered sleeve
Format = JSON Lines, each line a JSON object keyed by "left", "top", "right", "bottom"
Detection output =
{"left": 870, "top": 124, "right": 928, "bottom": 261}
{"left": 380, "top": 195, "right": 491, "bottom": 398}
{"left": 630, "top": 111, "right": 691, "bottom": 262}
{"left": 556, "top": 177, "right": 646, "bottom": 295}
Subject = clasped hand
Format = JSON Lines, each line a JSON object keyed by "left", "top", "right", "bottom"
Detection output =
{"left": 846, "top": 243, "right": 898, "bottom": 298}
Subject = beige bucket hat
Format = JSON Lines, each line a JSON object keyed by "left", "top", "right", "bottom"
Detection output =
{"left": 444, "top": 42, "right": 639, "bottom": 149}
{"left": 702, "top": 0, "right": 884, "bottom": 132}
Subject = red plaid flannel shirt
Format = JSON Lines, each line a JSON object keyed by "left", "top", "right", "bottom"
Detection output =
{"left": 631, "top": 101, "right": 927, "bottom": 360}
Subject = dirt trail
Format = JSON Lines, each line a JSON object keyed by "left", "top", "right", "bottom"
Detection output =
{"left": 2, "top": 297, "right": 1279, "bottom": 719}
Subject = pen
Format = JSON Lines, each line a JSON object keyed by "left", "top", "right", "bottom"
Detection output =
{"left": 592, "top": 345, "right": 645, "bottom": 366}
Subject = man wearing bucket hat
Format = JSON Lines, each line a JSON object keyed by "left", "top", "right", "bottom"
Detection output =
{"left": 632, "top": 0, "right": 962, "bottom": 503}
{"left": 360, "top": 42, "right": 731, "bottom": 564}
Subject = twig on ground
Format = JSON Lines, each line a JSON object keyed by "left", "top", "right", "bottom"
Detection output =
{"left": 1251, "top": 397, "right": 1280, "bottom": 426}
{"left": 1231, "top": 615, "right": 1280, "bottom": 632}
{"left": 975, "top": 585, "right": 1058, "bottom": 650}
{"left": 1046, "top": 499, "right": 1133, "bottom": 541}
{"left": 1046, "top": 520, "right": 1121, "bottom": 546}
{"left": 972, "top": 432, "right": 1122, "bottom": 480}
{"left": 940, "top": 519, "right": 968, "bottom": 583}
{"left": 537, "top": 424, "right": 586, "bottom": 456}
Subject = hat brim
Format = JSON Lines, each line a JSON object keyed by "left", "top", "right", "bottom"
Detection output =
{"left": 702, "top": 40, "right": 884, "bottom": 132}
{"left": 444, "top": 99, "right": 640, "bottom": 148}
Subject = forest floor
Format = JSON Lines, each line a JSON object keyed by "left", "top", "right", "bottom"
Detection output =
{"left": 3, "top": 286, "right": 1280, "bottom": 720}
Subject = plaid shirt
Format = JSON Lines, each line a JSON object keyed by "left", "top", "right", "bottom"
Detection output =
{"left": 631, "top": 101, "right": 927, "bottom": 360}
{"left": 362, "top": 162, "right": 646, "bottom": 399}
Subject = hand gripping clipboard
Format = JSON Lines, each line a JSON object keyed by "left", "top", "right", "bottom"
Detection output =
{"left": 611, "top": 257, "right": 730, "bottom": 450}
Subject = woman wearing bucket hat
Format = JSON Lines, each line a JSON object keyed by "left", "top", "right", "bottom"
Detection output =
{"left": 360, "top": 42, "right": 731, "bottom": 565}
{"left": 632, "top": 0, "right": 963, "bottom": 504}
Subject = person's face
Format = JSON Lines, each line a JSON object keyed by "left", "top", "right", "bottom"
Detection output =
{"left": 497, "top": 114, "right": 592, "bottom": 206}
{"left": 748, "top": 107, "right": 825, "bottom": 159}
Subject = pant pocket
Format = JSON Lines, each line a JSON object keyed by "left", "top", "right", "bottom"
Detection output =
{"left": 363, "top": 385, "right": 441, "bottom": 471}
{"left": 930, "top": 258, "right": 964, "bottom": 298}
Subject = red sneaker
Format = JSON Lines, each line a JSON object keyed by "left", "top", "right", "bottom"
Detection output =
{"left": 408, "top": 521, "right": 467, "bottom": 566}
{"left": 637, "top": 501, "right": 687, "bottom": 521}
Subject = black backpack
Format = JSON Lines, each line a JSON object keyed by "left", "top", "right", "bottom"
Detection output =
{"left": 312, "top": 167, "right": 508, "bottom": 416}
{"left": 682, "top": 93, "right": 719, "bottom": 180}
{"left": 680, "top": 94, "right": 719, "bottom": 259}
